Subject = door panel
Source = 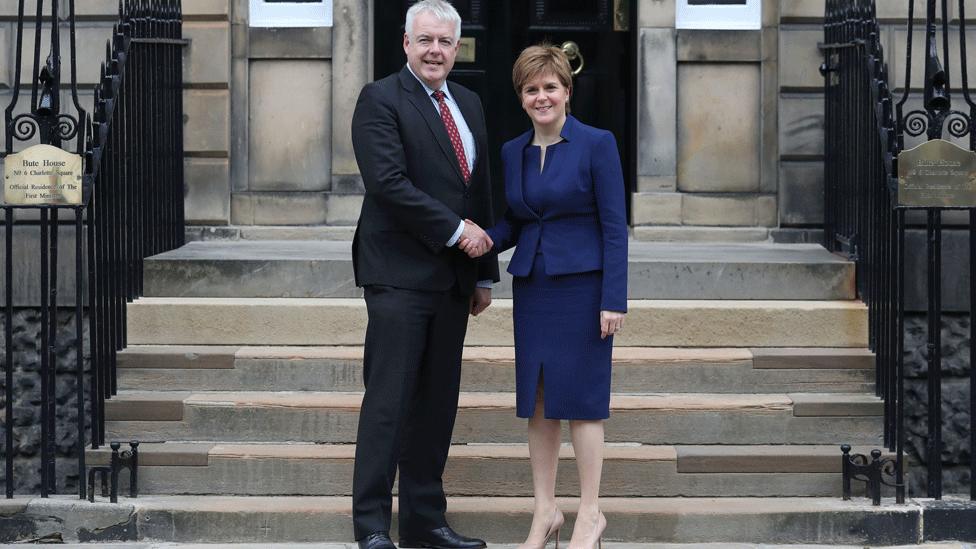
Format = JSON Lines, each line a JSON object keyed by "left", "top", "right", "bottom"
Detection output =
{"left": 374, "top": 1, "right": 636, "bottom": 220}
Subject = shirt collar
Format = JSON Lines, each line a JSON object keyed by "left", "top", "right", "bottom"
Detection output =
{"left": 405, "top": 63, "right": 455, "bottom": 103}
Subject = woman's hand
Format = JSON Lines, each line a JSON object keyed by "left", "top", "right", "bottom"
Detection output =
{"left": 600, "top": 310, "right": 625, "bottom": 340}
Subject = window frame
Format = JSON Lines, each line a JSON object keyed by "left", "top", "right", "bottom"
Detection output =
{"left": 675, "top": 0, "right": 762, "bottom": 30}
{"left": 248, "top": 0, "right": 333, "bottom": 28}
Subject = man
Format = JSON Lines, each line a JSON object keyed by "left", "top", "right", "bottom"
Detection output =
{"left": 349, "top": 1, "right": 498, "bottom": 548}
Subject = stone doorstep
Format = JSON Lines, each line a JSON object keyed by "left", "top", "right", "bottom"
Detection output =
{"left": 103, "top": 391, "right": 882, "bottom": 420}
{"left": 0, "top": 495, "right": 952, "bottom": 544}
{"left": 88, "top": 442, "right": 887, "bottom": 475}
{"left": 117, "top": 345, "right": 875, "bottom": 370}
{"left": 125, "top": 298, "right": 870, "bottom": 347}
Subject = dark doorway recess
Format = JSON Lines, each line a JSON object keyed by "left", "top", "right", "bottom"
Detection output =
{"left": 374, "top": 0, "right": 637, "bottom": 221}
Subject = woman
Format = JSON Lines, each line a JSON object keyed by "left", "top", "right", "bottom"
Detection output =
{"left": 460, "top": 44, "right": 627, "bottom": 549}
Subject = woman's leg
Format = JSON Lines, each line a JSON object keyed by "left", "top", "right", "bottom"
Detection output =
{"left": 567, "top": 420, "right": 606, "bottom": 547}
{"left": 521, "top": 381, "right": 564, "bottom": 547}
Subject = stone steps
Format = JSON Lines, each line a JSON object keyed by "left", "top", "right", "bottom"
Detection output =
{"left": 103, "top": 391, "right": 883, "bottom": 445}
{"left": 2, "top": 495, "right": 925, "bottom": 545}
{"left": 125, "top": 298, "right": 869, "bottom": 347}
{"left": 143, "top": 240, "right": 854, "bottom": 300}
{"left": 115, "top": 345, "right": 875, "bottom": 393}
{"left": 87, "top": 442, "right": 889, "bottom": 498}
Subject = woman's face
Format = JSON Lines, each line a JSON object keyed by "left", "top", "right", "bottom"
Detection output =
{"left": 520, "top": 72, "right": 570, "bottom": 128}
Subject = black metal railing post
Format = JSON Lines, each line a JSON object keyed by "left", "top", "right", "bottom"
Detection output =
{"left": 827, "top": 0, "right": 976, "bottom": 502}
{"left": 2, "top": 0, "right": 186, "bottom": 500}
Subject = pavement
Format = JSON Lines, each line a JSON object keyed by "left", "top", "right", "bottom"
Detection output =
{"left": 0, "top": 542, "right": 976, "bottom": 549}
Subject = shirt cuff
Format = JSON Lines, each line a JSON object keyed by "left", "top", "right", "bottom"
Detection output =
{"left": 446, "top": 220, "right": 465, "bottom": 247}
{"left": 476, "top": 280, "right": 493, "bottom": 289}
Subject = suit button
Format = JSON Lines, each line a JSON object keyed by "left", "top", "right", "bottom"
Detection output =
{"left": 463, "top": 191, "right": 470, "bottom": 198}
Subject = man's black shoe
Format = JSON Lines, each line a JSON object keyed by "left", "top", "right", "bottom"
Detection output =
{"left": 400, "top": 526, "right": 487, "bottom": 549}
{"left": 358, "top": 531, "right": 396, "bottom": 549}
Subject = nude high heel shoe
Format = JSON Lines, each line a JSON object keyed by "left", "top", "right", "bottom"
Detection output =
{"left": 519, "top": 507, "right": 564, "bottom": 549}
{"left": 568, "top": 511, "right": 605, "bottom": 549}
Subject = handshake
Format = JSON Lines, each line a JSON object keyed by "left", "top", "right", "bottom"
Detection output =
{"left": 457, "top": 219, "right": 493, "bottom": 258}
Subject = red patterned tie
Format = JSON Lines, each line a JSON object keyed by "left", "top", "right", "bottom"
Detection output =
{"left": 432, "top": 90, "right": 471, "bottom": 184}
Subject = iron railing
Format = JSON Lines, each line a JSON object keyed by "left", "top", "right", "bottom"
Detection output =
{"left": 2, "top": 0, "right": 185, "bottom": 499}
{"left": 823, "top": 0, "right": 975, "bottom": 501}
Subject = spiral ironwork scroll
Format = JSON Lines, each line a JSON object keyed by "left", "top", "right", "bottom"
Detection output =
{"left": 904, "top": 110, "right": 930, "bottom": 137}
{"left": 9, "top": 113, "right": 40, "bottom": 141}
{"left": 946, "top": 110, "right": 973, "bottom": 138}
{"left": 902, "top": 109, "right": 974, "bottom": 139}
{"left": 57, "top": 114, "right": 79, "bottom": 141}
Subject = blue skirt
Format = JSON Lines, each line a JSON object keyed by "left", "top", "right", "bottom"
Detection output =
{"left": 512, "top": 253, "right": 612, "bottom": 420}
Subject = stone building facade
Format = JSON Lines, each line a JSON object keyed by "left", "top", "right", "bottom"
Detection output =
{"left": 0, "top": 0, "right": 974, "bottom": 493}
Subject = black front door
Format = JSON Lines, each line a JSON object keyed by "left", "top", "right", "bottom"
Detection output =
{"left": 375, "top": 0, "right": 636, "bottom": 219}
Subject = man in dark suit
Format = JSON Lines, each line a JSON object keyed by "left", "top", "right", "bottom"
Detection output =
{"left": 349, "top": 1, "right": 498, "bottom": 548}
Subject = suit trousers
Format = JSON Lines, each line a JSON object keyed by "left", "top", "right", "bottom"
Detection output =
{"left": 352, "top": 284, "right": 470, "bottom": 540}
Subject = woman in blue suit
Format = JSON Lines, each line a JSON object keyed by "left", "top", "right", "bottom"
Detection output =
{"left": 460, "top": 44, "right": 627, "bottom": 549}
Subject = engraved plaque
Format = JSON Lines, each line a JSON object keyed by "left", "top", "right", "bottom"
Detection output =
{"left": 897, "top": 139, "right": 976, "bottom": 208}
{"left": 3, "top": 144, "right": 84, "bottom": 206}
{"left": 457, "top": 37, "right": 476, "bottom": 63}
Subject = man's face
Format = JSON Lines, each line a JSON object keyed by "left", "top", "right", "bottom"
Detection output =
{"left": 403, "top": 11, "right": 459, "bottom": 90}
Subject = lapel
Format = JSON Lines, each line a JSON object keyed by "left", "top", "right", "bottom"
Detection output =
{"left": 508, "top": 130, "right": 540, "bottom": 220}
{"left": 398, "top": 67, "right": 466, "bottom": 186}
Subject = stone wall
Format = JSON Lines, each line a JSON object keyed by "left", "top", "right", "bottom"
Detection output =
{"left": 904, "top": 313, "right": 973, "bottom": 496}
{"left": 0, "top": 308, "right": 90, "bottom": 495}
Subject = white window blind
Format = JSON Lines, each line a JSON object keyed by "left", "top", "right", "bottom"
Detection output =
{"left": 676, "top": 0, "right": 761, "bottom": 30}
{"left": 249, "top": 0, "right": 333, "bottom": 28}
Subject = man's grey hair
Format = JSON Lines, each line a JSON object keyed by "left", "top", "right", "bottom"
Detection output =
{"left": 405, "top": 0, "right": 461, "bottom": 43}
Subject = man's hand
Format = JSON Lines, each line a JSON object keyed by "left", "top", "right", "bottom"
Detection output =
{"left": 457, "top": 219, "right": 493, "bottom": 258}
{"left": 600, "top": 310, "right": 625, "bottom": 340}
{"left": 470, "top": 287, "right": 492, "bottom": 316}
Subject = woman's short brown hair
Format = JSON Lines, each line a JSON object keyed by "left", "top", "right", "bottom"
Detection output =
{"left": 512, "top": 44, "right": 573, "bottom": 113}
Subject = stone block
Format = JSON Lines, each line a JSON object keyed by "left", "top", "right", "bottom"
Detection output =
{"left": 757, "top": 195, "right": 778, "bottom": 227}
{"left": 638, "top": 28, "right": 677, "bottom": 178}
{"left": 632, "top": 192, "right": 682, "bottom": 225}
{"left": 248, "top": 27, "right": 333, "bottom": 59}
{"left": 0, "top": 25, "right": 9, "bottom": 87}
{"left": 638, "top": 175, "right": 677, "bottom": 192}
{"left": 682, "top": 194, "right": 773, "bottom": 226}
{"left": 677, "top": 30, "right": 761, "bottom": 62}
{"left": 779, "top": 161, "right": 824, "bottom": 226}
{"left": 184, "top": 89, "right": 230, "bottom": 153}
{"left": 760, "top": 26, "right": 780, "bottom": 194}
{"left": 185, "top": 158, "right": 230, "bottom": 225}
{"left": 677, "top": 63, "right": 760, "bottom": 192}
{"left": 331, "top": 0, "right": 370, "bottom": 178}
{"left": 0, "top": 225, "right": 84, "bottom": 306}
{"left": 762, "top": 0, "right": 779, "bottom": 27}
{"left": 247, "top": 59, "right": 332, "bottom": 192}
{"left": 779, "top": 94, "right": 824, "bottom": 157}
{"left": 638, "top": 0, "right": 676, "bottom": 28}
{"left": 0, "top": 0, "right": 116, "bottom": 18}
{"left": 778, "top": 28, "right": 824, "bottom": 90}
{"left": 19, "top": 24, "right": 114, "bottom": 87}
{"left": 184, "top": 22, "right": 230, "bottom": 85}
{"left": 183, "top": 0, "right": 231, "bottom": 19}
{"left": 780, "top": 0, "right": 824, "bottom": 22}
{"left": 325, "top": 193, "right": 363, "bottom": 226}
{"left": 231, "top": 192, "right": 329, "bottom": 225}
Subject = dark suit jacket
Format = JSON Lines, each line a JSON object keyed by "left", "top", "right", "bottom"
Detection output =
{"left": 351, "top": 66, "right": 500, "bottom": 294}
{"left": 487, "top": 115, "right": 628, "bottom": 312}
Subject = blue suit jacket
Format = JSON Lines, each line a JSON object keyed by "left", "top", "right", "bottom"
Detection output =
{"left": 488, "top": 115, "right": 628, "bottom": 312}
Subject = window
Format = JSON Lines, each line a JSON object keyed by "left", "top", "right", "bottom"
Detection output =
{"left": 249, "top": 0, "right": 333, "bottom": 28}
{"left": 676, "top": 0, "right": 761, "bottom": 30}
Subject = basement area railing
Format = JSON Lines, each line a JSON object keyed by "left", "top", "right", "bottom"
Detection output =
{"left": 823, "top": 0, "right": 975, "bottom": 502}
{"left": 2, "top": 0, "right": 186, "bottom": 500}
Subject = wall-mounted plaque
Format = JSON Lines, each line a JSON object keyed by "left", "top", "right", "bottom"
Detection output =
{"left": 3, "top": 144, "right": 84, "bottom": 206}
{"left": 456, "top": 37, "right": 476, "bottom": 63}
{"left": 897, "top": 139, "right": 976, "bottom": 208}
